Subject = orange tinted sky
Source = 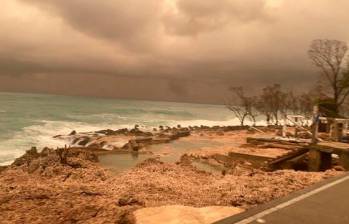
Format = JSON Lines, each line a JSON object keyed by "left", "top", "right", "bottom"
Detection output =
{"left": 0, "top": 0, "right": 348, "bottom": 103}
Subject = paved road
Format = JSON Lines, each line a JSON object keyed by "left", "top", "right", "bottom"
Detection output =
{"left": 216, "top": 174, "right": 349, "bottom": 224}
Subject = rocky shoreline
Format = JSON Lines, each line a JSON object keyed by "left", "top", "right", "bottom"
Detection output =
{"left": 0, "top": 125, "right": 344, "bottom": 224}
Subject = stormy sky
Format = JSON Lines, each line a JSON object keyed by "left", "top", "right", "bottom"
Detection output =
{"left": 0, "top": 0, "right": 348, "bottom": 103}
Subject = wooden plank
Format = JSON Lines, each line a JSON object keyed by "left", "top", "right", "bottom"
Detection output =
{"left": 268, "top": 148, "right": 308, "bottom": 166}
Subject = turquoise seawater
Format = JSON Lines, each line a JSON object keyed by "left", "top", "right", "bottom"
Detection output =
{"left": 0, "top": 92, "right": 243, "bottom": 165}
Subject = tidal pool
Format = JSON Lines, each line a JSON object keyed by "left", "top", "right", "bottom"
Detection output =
{"left": 99, "top": 138, "right": 225, "bottom": 174}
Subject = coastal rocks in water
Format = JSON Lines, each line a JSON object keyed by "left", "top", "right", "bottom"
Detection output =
{"left": 115, "top": 128, "right": 130, "bottom": 135}
{"left": 12, "top": 147, "right": 40, "bottom": 166}
{"left": 170, "top": 130, "right": 190, "bottom": 140}
{"left": 130, "top": 129, "right": 153, "bottom": 137}
{"left": 69, "top": 130, "right": 77, "bottom": 135}
{"left": 95, "top": 129, "right": 117, "bottom": 135}
{"left": 86, "top": 140, "right": 107, "bottom": 149}
{"left": 72, "top": 136, "right": 91, "bottom": 146}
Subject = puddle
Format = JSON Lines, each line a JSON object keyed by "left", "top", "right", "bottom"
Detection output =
{"left": 147, "top": 139, "right": 224, "bottom": 163}
{"left": 99, "top": 139, "right": 224, "bottom": 174}
{"left": 98, "top": 152, "right": 153, "bottom": 173}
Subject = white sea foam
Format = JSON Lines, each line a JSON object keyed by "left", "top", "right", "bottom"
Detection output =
{"left": 0, "top": 120, "right": 135, "bottom": 165}
{"left": 0, "top": 113, "right": 267, "bottom": 166}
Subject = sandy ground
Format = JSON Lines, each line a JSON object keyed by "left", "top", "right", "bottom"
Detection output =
{"left": 179, "top": 131, "right": 289, "bottom": 158}
{"left": 0, "top": 129, "right": 343, "bottom": 224}
{"left": 134, "top": 205, "right": 244, "bottom": 224}
{"left": 0, "top": 147, "right": 342, "bottom": 224}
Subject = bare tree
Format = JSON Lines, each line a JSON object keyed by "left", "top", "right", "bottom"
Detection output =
{"left": 225, "top": 87, "right": 258, "bottom": 126}
{"left": 257, "top": 84, "right": 287, "bottom": 125}
{"left": 284, "top": 91, "right": 301, "bottom": 115}
{"left": 308, "top": 39, "right": 349, "bottom": 112}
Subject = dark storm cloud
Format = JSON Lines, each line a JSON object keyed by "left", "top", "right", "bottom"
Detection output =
{"left": 20, "top": 0, "right": 163, "bottom": 51}
{"left": 1, "top": 0, "right": 349, "bottom": 103}
{"left": 164, "top": 0, "right": 269, "bottom": 35}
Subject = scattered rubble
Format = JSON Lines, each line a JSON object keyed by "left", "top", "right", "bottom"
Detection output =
{"left": 0, "top": 126, "right": 345, "bottom": 224}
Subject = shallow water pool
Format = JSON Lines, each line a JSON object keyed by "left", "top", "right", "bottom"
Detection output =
{"left": 98, "top": 152, "right": 153, "bottom": 173}
{"left": 98, "top": 139, "right": 225, "bottom": 173}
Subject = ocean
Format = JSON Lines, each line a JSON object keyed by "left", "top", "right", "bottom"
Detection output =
{"left": 0, "top": 92, "right": 246, "bottom": 165}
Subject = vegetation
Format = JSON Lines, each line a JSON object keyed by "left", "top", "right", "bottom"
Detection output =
{"left": 226, "top": 84, "right": 315, "bottom": 126}
{"left": 227, "top": 39, "right": 349, "bottom": 125}
{"left": 225, "top": 87, "right": 258, "bottom": 126}
{"left": 308, "top": 39, "right": 349, "bottom": 113}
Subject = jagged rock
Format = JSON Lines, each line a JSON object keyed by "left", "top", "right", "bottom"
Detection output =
{"left": 115, "top": 128, "right": 129, "bottom": 135}
{"left": 95, "top": 129, "right": 115, "bottom": 135}
{"left": 73, "top": 136, "right": 91, "bottom": 146}
{"left": 69, "top": 130, "right": 77, "bottom": 135}
{"left": 129, "top": 128, "right": 143, "bottom": 135}
{"left": 12, "top": 147, "right": 40, "bottom": 166}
